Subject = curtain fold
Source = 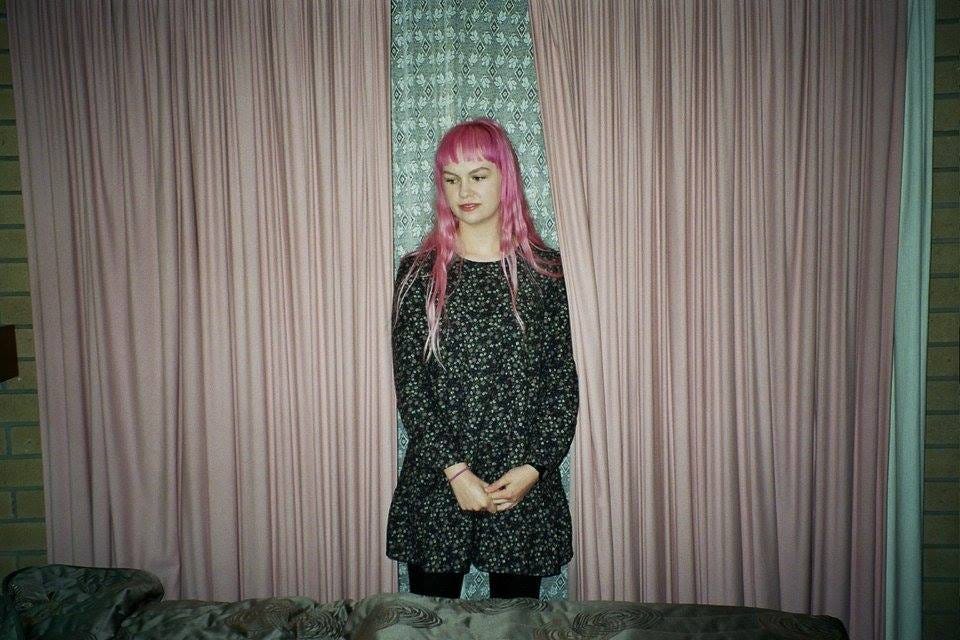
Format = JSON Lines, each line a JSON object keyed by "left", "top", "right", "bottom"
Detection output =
{"left": 8, "top": 0, "right": 396, "bottom": 600}
{"left": 528, "top": 2, "right": 906, "bottom": 638}
{"left": 885, "top": 0, "right": 935, "bottom": 638}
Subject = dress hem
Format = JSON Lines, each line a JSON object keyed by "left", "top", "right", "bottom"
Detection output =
{"left": 386, "top": 551, "right": 571, "bottom": 578}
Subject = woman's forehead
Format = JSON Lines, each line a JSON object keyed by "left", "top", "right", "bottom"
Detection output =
{"left": 442, "top": 157, "right": 495, "bottom": 174}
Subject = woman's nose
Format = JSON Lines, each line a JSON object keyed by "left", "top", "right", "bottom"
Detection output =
{"left": 458, "top": 181, "right": 475, "bottom": 198}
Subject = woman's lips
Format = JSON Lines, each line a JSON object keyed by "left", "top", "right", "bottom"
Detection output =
{"left": 460, "top": 203, "right": 479, "bottom": 211}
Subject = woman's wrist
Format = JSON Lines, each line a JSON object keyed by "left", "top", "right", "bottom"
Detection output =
{"left": 525, "top": 463, "right": 544, "bottom": 480}
{"left": 444, "top": 461, "right": 469, "bottom": 480}
{"left": 447, "top": 467, "right": 469, "bottom": 483}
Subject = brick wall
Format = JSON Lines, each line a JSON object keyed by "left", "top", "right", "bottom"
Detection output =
{"left": 0, "top": 0, "right": 47, "bottom": 583}
{"left": 924, "top": 1, "right": 960, "bottom": 638}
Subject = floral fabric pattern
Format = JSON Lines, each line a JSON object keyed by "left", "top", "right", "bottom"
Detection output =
{"left": 386, "top": 247, "right": 579, "bottom": 577}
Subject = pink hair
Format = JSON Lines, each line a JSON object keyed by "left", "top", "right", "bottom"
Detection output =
{"left": 393, "top": 117, "right": 563, "bottom": 369}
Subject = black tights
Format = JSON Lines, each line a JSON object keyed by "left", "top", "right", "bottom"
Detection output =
{"left": 408, "top": 563, "right": 541, "bottom": 599}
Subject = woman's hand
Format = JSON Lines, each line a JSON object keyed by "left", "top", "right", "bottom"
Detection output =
{"left": 445, "top": 463, "right": 497, "bottom": 514}
{"left": 483, "top": 465, "right": 539, "bottom": 511}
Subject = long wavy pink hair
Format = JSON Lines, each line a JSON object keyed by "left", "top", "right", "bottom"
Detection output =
{"left": 393, "top": 117, "right": 563, "bottom": 368}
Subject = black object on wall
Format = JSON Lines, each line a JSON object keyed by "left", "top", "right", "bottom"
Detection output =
{"left": 0, "top": 324, "right": 19, "bottom": 382}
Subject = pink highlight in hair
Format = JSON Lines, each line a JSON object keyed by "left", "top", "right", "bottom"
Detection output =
{"left": 393, "top": 117, "right": 563, "bottom": 368}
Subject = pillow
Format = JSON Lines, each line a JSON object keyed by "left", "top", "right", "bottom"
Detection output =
{"left": 2, "top": 564, "right": 163, "bottom": 640}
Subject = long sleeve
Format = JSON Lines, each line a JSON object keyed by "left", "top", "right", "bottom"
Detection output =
{"left": 392, "top": 256, "right": 464, "bottom": 474}
{"left": 525, "top": 269, "right": 579, "bottom": 480}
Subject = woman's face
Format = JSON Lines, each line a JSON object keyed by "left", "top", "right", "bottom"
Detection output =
{"left": 441, "top": 158, "right": 502, "bottom": 227}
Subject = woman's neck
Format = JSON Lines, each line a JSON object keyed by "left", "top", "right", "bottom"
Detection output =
{"left": 455, "top": 231, "right": 501, "bottom": 260}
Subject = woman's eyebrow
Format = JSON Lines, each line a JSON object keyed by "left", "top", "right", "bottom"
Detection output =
{"left": 443, "top": 167, "right": 490, "bottom": 176}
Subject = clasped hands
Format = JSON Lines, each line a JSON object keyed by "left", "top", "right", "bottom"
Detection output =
{"left": 444, "top": 462, "right": 539, "bottom": 514}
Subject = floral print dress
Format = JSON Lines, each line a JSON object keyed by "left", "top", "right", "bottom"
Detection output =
{"left": 385, "top": 246, "right": 579, "bottom": 577}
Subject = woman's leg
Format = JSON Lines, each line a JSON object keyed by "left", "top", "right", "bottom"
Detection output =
{"left": 489, "top": 571, "right": 542, "bottom": 599}
{"left": 407, "top": 563, "right": 465, "bottom": 598}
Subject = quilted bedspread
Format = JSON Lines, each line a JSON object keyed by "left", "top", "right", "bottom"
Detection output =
{"left": 0, "top": 564, "right": 849, "bottom": 639}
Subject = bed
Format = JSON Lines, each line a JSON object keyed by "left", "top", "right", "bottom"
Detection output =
{"left": 0, "top": 563, "right": 849, "bottom": 639}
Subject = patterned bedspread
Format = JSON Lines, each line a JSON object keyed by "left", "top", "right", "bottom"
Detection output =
{"left": 0, "top": 564, "right": 849, "bottom": 639}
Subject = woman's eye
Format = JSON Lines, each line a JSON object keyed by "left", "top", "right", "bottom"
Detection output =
{"left": 443, "top": 175, "right": 485, "bottom": 184}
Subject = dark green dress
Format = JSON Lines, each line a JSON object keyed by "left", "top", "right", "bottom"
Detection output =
{"left": 385, "top": 246, "right": 579, "bottom": 577}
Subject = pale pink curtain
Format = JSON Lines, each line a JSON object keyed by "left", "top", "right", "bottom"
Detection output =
{"left": 8, "top": 0, "right": 396, "bottom": 600}
{"left": 529, "top": 2, "right": 905, "bottom": 639}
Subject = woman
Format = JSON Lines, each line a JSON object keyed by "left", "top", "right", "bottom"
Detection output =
{"left": 385, "top": 117, "right": 579, "bottom": 600}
